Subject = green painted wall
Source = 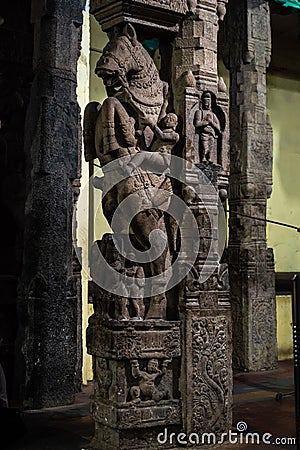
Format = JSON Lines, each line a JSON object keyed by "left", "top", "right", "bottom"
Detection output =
{"left": 267, "top": 74, "right": 300, "bottom": 273}
{"left": 276, "top": 295, "right": 293, "bottom": 361}
{"left": 90, "top": 15, "right": 108, "bottom": 104}
{"left": 218, "top": 61, "right": 298, "bottom": 359}
{"left": 266, "top": 74, "right": 300, "bottom": 360}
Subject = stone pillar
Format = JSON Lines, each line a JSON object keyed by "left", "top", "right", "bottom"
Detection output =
{"left": 86, "top": 1, "right": 232, "bottom": 448}
{"left": 172, "top": 0, "right": 232, "bottom": 437}
{"left": 15, "top": 0, "right": 83, "bottom": 408}
{"left": 0, "top": 0, "right": 33, "bottom": 403}
{"left": 224, "top": 0, "right": 277, "bottom": 371}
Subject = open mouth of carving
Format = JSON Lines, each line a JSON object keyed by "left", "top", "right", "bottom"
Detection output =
{"left": 96, "top": 68, "right": 121, "bottom": 89}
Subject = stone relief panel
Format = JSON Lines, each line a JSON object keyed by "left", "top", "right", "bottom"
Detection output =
{"left": 128, "top": 358, "right": 171, "bottom": 403}
{"left": 192, "top": 317, "right": 231, "bottom": 433}
{"left": 87, "top": 317, "right": 181, "bottom": 360}
{"left": 251, "top": 297, "right": 277, "bottom": 370}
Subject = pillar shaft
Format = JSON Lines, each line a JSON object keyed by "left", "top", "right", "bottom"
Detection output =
{"left": 172, "top": 0, "right": 232, "bottom": 437}
{"left": 16, "top": 0, "right": 83, "bottom": 408}
{"left": 225, "top": 0, "right": 277, "bottom": 371}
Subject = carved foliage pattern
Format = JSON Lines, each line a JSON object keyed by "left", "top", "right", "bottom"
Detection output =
{"left": 192, "top": 317, "right": 230, "bottom": 433}
{"left": 251, "top": 298, "right": 277, "bottom": 369}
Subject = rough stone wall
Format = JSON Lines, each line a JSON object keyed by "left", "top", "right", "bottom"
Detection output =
{"left": 0, "top": 0, "right": 33, "bottom": 404}
{"left": 15, "top": 0, "right": 83, "bottom": 408}
{"left": 224, "top": 0, "right": 277, "bottom": 371}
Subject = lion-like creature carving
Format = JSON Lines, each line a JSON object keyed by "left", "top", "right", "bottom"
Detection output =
{"left": 84, "top": 23, "right": 177, "bottom": 320}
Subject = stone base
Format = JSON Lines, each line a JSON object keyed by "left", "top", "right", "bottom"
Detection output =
{"left": 86, "top": 316, "right": 182, "bottom": 449}
{"left": 86, "top": 424, "right": 181, "bottom": 450}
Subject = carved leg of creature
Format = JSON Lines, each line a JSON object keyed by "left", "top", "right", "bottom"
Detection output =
{"left": 153, "top": 388, "right": 168, "bottom": 402}
{"left": 164, "top": 212, "right": 179, "bottom": 260}
{"left": 96, "top": 97, "right": 137, "bottom": 155}
{"left": 115, "top": 296, "right": 129, "bottom": 320}
{"left": 102, "top": 187, "right": 118, "bottom": 226}
{"left": 130, "top": 211, "right": 168, "bottom": 320}
{"left": 131, "top": 298, "right": 145, "bottom": 320}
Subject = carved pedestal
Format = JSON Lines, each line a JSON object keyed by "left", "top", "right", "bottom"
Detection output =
{"left": 87, "top": 317, "right": 181, "bottom": 449}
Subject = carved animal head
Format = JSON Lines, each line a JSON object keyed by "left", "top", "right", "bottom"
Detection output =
{"left": 95, "top": 24, "right": 155, "bottom": 93}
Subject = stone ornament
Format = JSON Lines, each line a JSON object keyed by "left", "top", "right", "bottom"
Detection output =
{"left": 84, "top": 24, "right": 178, "bottom": 321}
{"left": 85, "top": 0, "right": 233, "bottom": 445}
{"left": 194, "top": 91, "right": 222, "bottom": 164}
{"left": 129, "top": 358, "right": 171, "bottom": 403}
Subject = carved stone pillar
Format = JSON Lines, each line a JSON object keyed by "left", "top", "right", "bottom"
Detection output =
{"left": 86, "top": 1, "right": 232, "bottom": 448}
{"left": 172, "top": 0, "right": 232, "bottom": 437}
{"left": 16, "top": 0, "right": 83, "bottom": 407}
{"left": 224, "top": 0, "right": 277, "bottom": 371}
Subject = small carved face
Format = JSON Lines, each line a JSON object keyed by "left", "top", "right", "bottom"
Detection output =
{"left": 202, "top": 93, "right": 212, "bottom": 110}
{"left": 148, "top": 359, "right": 159, "bottom": 373}
{"left": 131, "top": 386, "right": 140, "bottom": 399}
{"left": 163, "top": 113, "right": 178, "bottom": 129}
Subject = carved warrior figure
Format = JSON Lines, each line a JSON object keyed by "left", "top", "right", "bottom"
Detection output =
{"left": 194, "top": 91, "right": 221, "bottom": 164}
{"left": 84, "top": 23, "right": 178, "bottom": 320}
{"left": 130, "top": 358, "right": 170, "bottom": 403}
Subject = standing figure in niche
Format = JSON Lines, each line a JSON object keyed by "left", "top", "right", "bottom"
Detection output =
{"left": 194, "top": 91, "right": 221, "bottom": 163}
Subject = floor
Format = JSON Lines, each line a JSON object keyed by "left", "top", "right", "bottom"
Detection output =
{"left": 5, "top": 360, "right": 296, "bottom": 450}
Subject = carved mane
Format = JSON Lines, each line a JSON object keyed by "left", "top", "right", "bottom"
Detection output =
{"left": 95, "top": 24, "right": 168, "bottom": 124}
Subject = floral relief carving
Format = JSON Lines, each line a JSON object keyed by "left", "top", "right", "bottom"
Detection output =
{"left": 192, "top": 317, "right": 230, "bottom": 433}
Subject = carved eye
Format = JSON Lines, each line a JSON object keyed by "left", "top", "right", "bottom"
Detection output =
{"left": 119, "top": 45, "right": 125, "bottom": 51}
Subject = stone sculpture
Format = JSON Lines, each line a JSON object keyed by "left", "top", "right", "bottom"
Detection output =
{"left": 84, "top": 23, "right": 175, "bottom": 320}
{"left": 124, "top": 254, "right": 145, "bottom": 321}
{"left": 130, "top": 358, "right": 170, "bottom": 402}
{"left": 85, "top": 0, "right": 233, "bottom": 447}
{"left": 194, "top": 91, "right": 221, "bottom": 164}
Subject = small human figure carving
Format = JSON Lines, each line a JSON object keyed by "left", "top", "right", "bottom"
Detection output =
{"left": 125, "top": 253, "right": 145, "bottom": 321}
{"left": 130, "top": 358, "right": 170, "bottom": 402}
{"left": 194, "top": 91, "right": 221, "bottom": 164}
{"left": 126, "top": 113, "right": 179, "bottom": 177}
{"left": 151, "top": 112, "right": 179, "bottom": 155}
